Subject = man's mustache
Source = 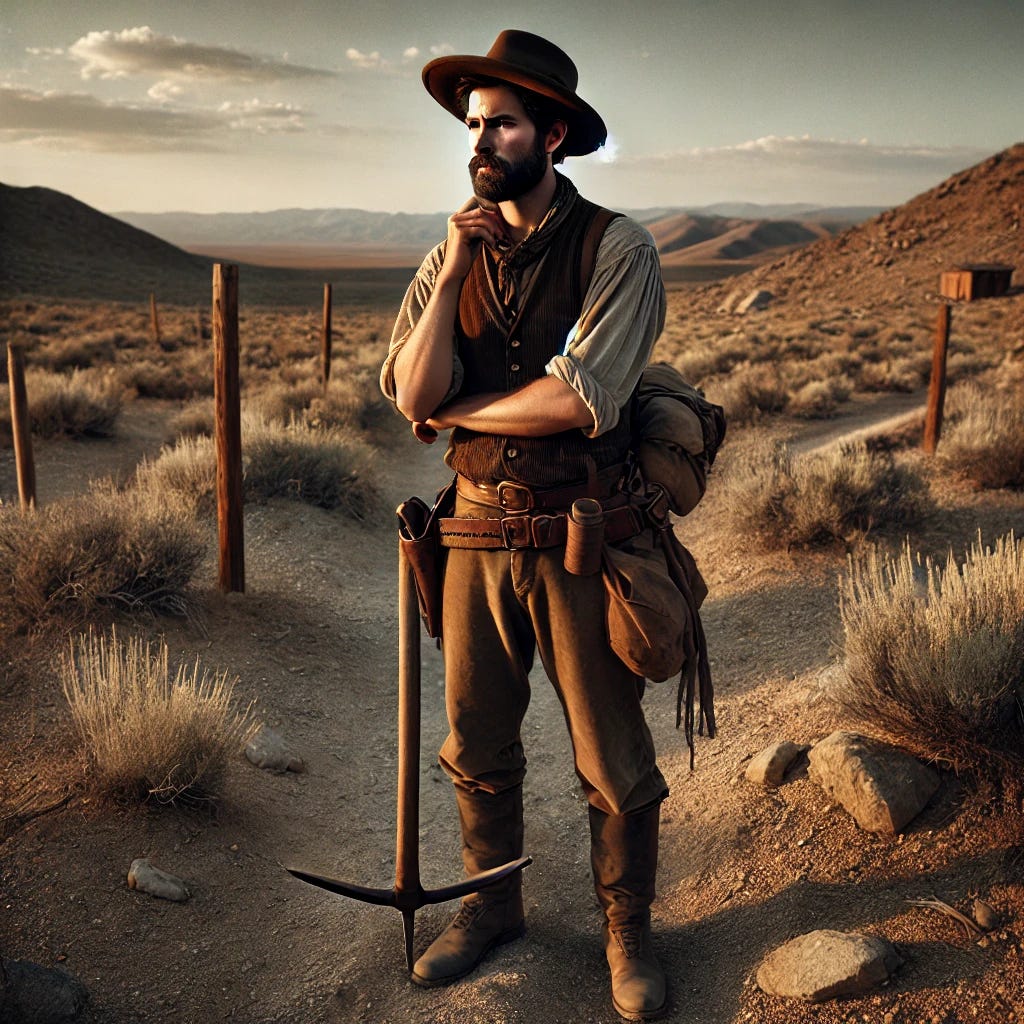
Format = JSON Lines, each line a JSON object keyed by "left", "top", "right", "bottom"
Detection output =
{"left": 469, "top": 155, "right": 507, "bottom": 174}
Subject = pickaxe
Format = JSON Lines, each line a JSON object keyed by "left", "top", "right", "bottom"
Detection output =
{"left": 287, "top": 538, "right": 531, "bottom": 970}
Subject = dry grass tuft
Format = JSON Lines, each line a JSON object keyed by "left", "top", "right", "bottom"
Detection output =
{"left": 938, "top": 382, "right": 1024, "bottom": 489}
{"left": 0, "top": 368, "right": 123, "bottom": 438}
{"left": 242, "top": 412, "right": 379, "bottom": 517}
{"left": 136, "top": 413, "right": 379, "bottom": 518}
{"left": 838, "top": 532, "right": 1024, "bottom": 783}
{"left": 0, "top": 485, "right": 205, "bottom": 633}
{"left": 716, "top": 439, "right": 931, "bottom": 548}
{"left": 62, "top": 627, "right": 257, "bottom": 805}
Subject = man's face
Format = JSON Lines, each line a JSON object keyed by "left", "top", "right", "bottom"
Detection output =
{"left": 465, "top": 85, "right": 548, "bottom": 203}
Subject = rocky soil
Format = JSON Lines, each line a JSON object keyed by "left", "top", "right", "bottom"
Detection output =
{"left": 1, "top": 390, "right": 1022, "bottom": 1024}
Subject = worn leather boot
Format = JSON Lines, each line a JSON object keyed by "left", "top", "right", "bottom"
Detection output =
{"left": 589, "top": 803, "right": 667, "bottom": 1021}
{"left": 411, "top": 786, "right": 526, "bottom": 987}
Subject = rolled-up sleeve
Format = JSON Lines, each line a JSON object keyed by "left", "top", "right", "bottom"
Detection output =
{"left": 545, "top": 217, "right": 665, "bottom": 437}
{"left": 379, "top": 242, "right": 464, "bottom": 403}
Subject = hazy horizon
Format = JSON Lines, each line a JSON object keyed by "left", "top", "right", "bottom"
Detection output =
{"left": 2, "top": 1, "right": 1020, "bottom": 216}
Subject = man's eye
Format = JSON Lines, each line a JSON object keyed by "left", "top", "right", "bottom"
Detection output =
{"left": 466, "top": 120, "right": 480, "bottom": 130}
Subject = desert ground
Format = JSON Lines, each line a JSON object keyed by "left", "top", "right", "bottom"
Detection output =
{"left": 0, "top": 266, "right": 1021, "bottom": 1024}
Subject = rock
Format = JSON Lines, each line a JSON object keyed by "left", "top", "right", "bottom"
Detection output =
{"left": 0, "top": 958, "right": 89, "bottom": 1023}
{"left": 756, "top": 929, "right": 901, "bottom": 1002}
{"left": 127, "top": 858, "right": 190, "bottom": 902}
{"left": 716, "top": 288, "right": 743, "bottom": 314}
{"left": 807, "top": 730, "right": 939, "bottom": 834}
{"left": 245, "top": 726, "right": 305, "bottom": 773}
{"left": 734, "top": 289, "right": 773, "bottom": 314}
{"left": 745, "top": 741, "right": 807, "bottom": 787}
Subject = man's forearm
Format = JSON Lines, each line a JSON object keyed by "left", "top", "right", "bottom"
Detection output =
{"left": 392, "top": 274, "right": 462, "bottom": 423}
{"left": 428, "top": 375, "right": 593, "bottom": 437}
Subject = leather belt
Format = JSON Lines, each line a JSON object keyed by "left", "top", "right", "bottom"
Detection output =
{"left": 439, "top": 503, "right": 644, "bottom": 551}
{"left": 455, "top": 468, "right": 623, "bottom": 512}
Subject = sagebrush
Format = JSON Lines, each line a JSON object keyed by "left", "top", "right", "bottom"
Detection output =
{"left": 63, "top": 627, "right": 257, "bottom": 804}
{"left": 716, "top": 439, "right": 931, "bottom": 548}
{"left": 838, "top": 532, "right": 1024, "bottom": 783}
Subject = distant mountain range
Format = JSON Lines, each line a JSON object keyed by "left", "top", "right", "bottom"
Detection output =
{"left": 113, "top": 202, "right": 884, "bottom": 249}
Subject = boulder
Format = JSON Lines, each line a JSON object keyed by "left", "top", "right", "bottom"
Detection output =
{"left": 0, "top": 959, "right": 89, "bottom": 1023}
{"left": 756, "top": 929, "right": 901, "bottom": 1001}
{"left": 808, "top": 731, "right": 939, "bottom": 834}
{"left": 745, "top": 741, "right": 807, "bottom": 787}
{"left": 734, "top": 289, "right": 773, "bottom": 314}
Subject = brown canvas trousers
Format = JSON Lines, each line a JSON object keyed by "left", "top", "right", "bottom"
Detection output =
{"left": 438, "top": 493, "right": 669, "bottom": 817}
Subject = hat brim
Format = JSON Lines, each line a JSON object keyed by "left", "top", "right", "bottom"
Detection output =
{"left": 422, "top": 54, "right": 607, "bottom": 157}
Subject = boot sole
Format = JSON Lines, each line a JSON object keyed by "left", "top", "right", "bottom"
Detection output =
{"left": 410, "top": 923, "right": 526, "bottom": 989}
{"left": 611, "top": 992, "right": 669, "bottom": 1022}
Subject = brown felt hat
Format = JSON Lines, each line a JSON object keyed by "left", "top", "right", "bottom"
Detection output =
{"left": 421, "top": 29, "right": 607, "bottom": 157}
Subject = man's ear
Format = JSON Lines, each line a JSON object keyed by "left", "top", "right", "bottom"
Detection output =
{"left": 545, "top": 120, "right": 568, "bottom": 155}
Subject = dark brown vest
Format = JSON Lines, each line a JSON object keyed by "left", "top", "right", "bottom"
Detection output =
{"left": 445, "top": 197, "right": 633, "bottom": 488}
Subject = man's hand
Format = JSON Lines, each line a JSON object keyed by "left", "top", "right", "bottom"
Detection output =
{"left": 440, "top": 197, "right": 510, "bottom": 282}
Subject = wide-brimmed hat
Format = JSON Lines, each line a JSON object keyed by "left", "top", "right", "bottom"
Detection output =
{"left": 421, "top": 29, "right": 607, "bottom": 157}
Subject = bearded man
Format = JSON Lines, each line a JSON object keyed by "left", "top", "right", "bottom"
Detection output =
{"left": 380, "top": 30, "right": 670, "bottom": 1021}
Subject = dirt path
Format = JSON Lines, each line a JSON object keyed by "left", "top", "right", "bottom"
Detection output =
{"left": 2, "top": 397, "right": 1021, "bottom": 1024}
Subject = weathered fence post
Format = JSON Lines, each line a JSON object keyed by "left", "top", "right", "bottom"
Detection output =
{"left": 922, "top": 301, "right": 952, "bottom": 454}
{"left": 213, "top": 264, "right": 245, "bottom": 593}
{"left": 6, "top": 343, "right": 36, "bottom": 511}
{"left": 149, "top": 292, "right": 162, "bottom": 347}
{"left": 321, "top": 283, "right": 332, "bottom": 391}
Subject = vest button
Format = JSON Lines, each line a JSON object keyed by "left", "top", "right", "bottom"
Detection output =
{"left": 510, "top": 340, "right": 521, "bottom": 348}
{"left": 510, "top": 363, "right": 520, "bottom": 372}
{"left": 507, "top": 448, "right": 518, "bottom": 458}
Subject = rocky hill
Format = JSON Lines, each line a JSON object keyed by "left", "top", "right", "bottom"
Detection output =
{"left": 696, "top": 142, "right": 1024, "bottom": 314}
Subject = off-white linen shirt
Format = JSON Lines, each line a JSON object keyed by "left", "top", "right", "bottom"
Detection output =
{"left": 380, "top": 214, "right": 666, "bottom": 438}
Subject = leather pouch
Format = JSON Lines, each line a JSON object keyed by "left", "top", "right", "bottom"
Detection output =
{"left": 602, "top": 542, "right": 688, "bottom": 682}
{"left": 397, "top": 477, "right": 456, "bottom": 639}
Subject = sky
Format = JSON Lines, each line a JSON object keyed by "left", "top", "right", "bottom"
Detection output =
{"left": 1, "top": 0, "right": 1021, "bottom": 216}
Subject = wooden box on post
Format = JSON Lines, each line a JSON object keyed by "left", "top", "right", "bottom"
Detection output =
{"left": 940, "top": 264, "right": 1014, "bottom": 302}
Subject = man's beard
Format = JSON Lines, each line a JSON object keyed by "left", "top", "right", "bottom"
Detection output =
{"left": 469, "top": 138, "right": 548, "bottom": 202}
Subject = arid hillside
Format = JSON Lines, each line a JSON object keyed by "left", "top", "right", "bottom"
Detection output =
{"left": 694, "top": 142, "right": 1024, "bottom": 315}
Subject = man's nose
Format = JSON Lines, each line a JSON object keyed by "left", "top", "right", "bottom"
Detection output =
{"left": 472, "top": 127, "right": 493, "bottom": 154}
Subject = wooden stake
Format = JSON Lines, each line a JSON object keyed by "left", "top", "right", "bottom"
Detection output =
{"left": 149, "top": 292, "right": 162, "bottom": 347}
{"left": 6, "top": 343, "right": 36, "bottom": 511}
{"left": 321, "top": 283, "right": 332, "bottom": 391}
{"left": 923, "top": 302, "right": 952, "bottom": 454}
{"left": 213, "top": 264, "right": 245, "bottom": 593}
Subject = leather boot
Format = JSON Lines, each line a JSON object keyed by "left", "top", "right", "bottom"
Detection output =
{"left": 411, "top": 786, "right": 526, "bottom": 987}
{"left": 589, "top": 803, "right": 667, "bottom": 1021}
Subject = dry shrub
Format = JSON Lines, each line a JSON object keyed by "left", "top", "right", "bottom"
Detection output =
{"left": 787, "top": 376, "right": 853, "bottom": 419}
{"left": 248, "top": 380, "right": 322, "bottom": 424}
{"left": 63, "top": 628, "right": 257, "bottom": 805}
{"left": 0, "top": 485, "right": 205, "bottom": 633}
{"left": 243, "top": 413, "right": 378, "bottom": 517}
{"left": 166, "top": 400, "right": 214, "bottom": 442}
{"left": 307, "top": 371, "right": 393, "bottom": 432}
{"left": 123, "top": 358, "right": 208, "bottom": 400}
{"left": 135, "top": 436, "right": 218, "bottom": 515}
{"left": 938, "top": 382, "right": 1024, "bottom": 489}
{"left": 34, "top": 333, "right": 121, "bottom": 371}
{"left": 5, "top": 368, "right": 123, "bottom": 438}
{"left": 858, "top": 355, "right": 927, "bottom": 393}
{"left": 717, "top": 439, "right": 931, "bottom": 548}
{"left": 705, "top": 363, "right": 789, "bottom": 426}
{"left": 136, "top": 414, "right": 379, "bottom": 518}
{"left": 838, "top": 533, "right": 1024, "bottom": 783}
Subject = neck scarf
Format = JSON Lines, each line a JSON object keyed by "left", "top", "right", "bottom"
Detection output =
{"left": 492, "top": 171, "right": 578, "bottom": 307}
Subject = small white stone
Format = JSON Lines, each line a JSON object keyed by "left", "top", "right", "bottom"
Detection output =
{"left": 127, "top": 858, "right": 190, "bottom": 902}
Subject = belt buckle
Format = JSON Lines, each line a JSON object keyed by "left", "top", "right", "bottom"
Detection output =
{"left": 500, "top": 515, "right": 531, "bottom": 549}
{"left": 497, "top": 481, "right": 533, "bottom": 512}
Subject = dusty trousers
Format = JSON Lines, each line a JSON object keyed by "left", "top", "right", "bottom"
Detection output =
{"left": 438, "top": 494, "right": 669, "bottom": 816}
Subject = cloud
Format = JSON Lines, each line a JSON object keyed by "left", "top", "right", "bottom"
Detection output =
{"left": 429, "top": 43, "right": 455, "bottom": 56}
{"left": 345, "top": 47, "right": 385, "bottom": 70}
{"left": 402, "top": 47, "right": 420, "bottom": 60}
{"left": 217, "top": 98, "right": 306, "bottom": 134}
{"left": 68, "top": 26, "right": 334, "bottom": 83}
{"left": 0, "top": 85, "right": 308, "bottom": 151}
{"left": 605, "top": 135, "right": 990, "bottom": 201}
